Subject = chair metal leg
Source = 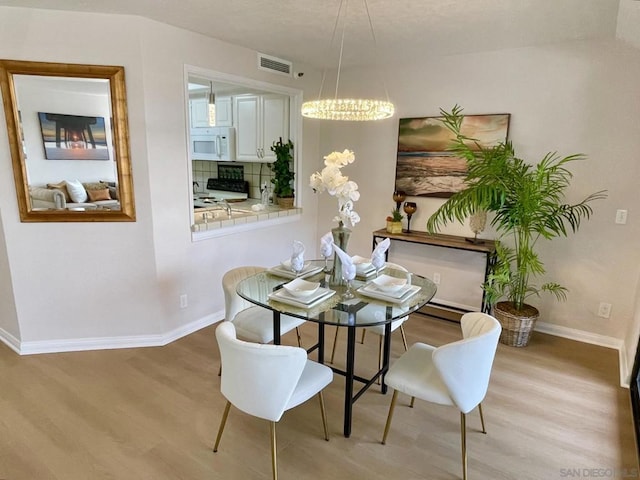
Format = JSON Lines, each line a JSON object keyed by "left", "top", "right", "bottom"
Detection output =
{"left": 360, "top": 329, "right": 366, "bottom": 344}
{"left": 329, "top": 326, "right": 339, "bottom": 364}
{"left": 410, "top": 396, "right": 415, "bottom": 408}
{"left": 381, "top": 390, "right": 399, "bottom": 444}
{"left": 318, "top": 392, "right": 329, "bottom": 441}
{"left": 399, "top": 324, "right": 408, "bottom": 351}
{"left": 478, "top": 402, "right": 486, "bottom": 434}
{"left": 295, "top": 327, "right": 302, "bottom": 347}
{"left": 213, "top": 400, "right": 231, "bottom": 452}
{"left": 270, "top": 421, "right": 278, "bottom": 480}
{"left": 461, "top": 412, "right": 467, "bottom": 480}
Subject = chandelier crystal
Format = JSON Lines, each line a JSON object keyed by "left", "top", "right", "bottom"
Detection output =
{"left": 302, "top": 98, "right": 394, "bottom": 121}
{"left": 301, "top": 0, "right": 394, "bottom": 122}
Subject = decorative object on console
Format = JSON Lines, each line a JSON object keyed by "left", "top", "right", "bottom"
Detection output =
{"left": 300, "top": 0, "right": 394, "bottom": 121}
{"left": 466, "top": 210, "right": 487, "bottom": 244}
{"left": 403, "top": 202, "right": 417, "bottom": 233}
{"left": 386, "top": 190, "right": 405, "bottom": 233}
{"left": 269, "top": 137, "right": 295, "bottom": 208}
{"left": 395, "top": 112, "right": 510, "bottom": 197}
{"left": 310, "top": 149, "right": 361, "bottom": 285}
{"left": 427, "top": 105, "right": 607, "bottom": 347}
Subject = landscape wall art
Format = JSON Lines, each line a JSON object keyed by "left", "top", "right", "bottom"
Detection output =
{"left": 395, "top": 113, "right": 510, "bottom": 197}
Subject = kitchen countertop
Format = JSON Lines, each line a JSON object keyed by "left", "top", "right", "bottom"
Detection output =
{"left": 192, "top": 198, "right": 301, "bottom": 232}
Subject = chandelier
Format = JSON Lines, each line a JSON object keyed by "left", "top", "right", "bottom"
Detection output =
{"left": 301, "top": 0, "right": 394, "bottom": 122}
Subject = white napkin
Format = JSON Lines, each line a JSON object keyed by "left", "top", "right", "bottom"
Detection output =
{"left": 290, "top": 240, "right": 305, "bottom": 273}
{"left": 371, "top": 238, "right": 390, "bottom": 271}
{"left": 320, "top": 231, "right": 333, "bottom": 258}
{"left": 332, "top": 244, "right": 356, "bottom": 281}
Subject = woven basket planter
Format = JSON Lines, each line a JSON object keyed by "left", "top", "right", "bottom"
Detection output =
{"left": 493, "top": 301, "right": 540, "bottom": 347}
{"left": 276, "top": 196, "right": 295, "bottom": 209}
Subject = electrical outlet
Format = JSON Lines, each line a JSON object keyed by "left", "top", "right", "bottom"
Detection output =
{"left": 433, "top": 272, "right": 441, "bottom": 285}
{"left": 597, "top": 302, "right": 611, "bottom": 319}
{"left": 615, "top": 209, "right": 628, "bottom": 224}
{"left": 180, "top": 294, "right": 188, "bottom": 309}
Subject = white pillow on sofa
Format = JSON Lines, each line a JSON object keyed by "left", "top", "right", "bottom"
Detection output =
{"left": 64, "top": 179, "right": 88, "bottom": 203}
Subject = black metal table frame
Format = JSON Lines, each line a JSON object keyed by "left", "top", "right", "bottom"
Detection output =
{"left": 268, "top": 297, "right": 394, "bottom": 438}
{"left": 237, "top": 267, "right": 436, "bottom": 438}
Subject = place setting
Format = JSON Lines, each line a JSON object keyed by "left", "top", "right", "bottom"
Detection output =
{"left": 267, "top": 240, "right": 324, "bottom": 279}
{"left": 267, "top": 277, "right": 336, "bottom": 308}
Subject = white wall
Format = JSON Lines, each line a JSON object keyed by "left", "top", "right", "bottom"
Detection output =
{"left": 1, "top": 5, "right": 638, "bottom": 379}
{"left": 0, "top": 7, "right": 321, "bottom": 351}
{"left": 314, "top": 39, "right": 640, "bottom": 349}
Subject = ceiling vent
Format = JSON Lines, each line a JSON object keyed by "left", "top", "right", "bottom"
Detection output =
{"left": 257, "top": 53, "right": 292, "bottom": 77}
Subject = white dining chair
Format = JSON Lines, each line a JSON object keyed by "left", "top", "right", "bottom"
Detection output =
{"left": 214, "top": 321, "right": 333, "bottom": 480}
{"left": 223, "top": 266, "right": 305, "bottom": 345}
{"left": 381, "top": 312, "right": 501, "bottom": 480}
{"left": 329, "top": 262, "right": 411, "bottom": 370}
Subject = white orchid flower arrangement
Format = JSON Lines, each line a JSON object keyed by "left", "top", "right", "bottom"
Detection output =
{"left": 310, "top": 149, "right": 361, "bottom": 227}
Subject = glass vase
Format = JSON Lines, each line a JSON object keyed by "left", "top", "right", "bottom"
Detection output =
{"left": 330, "top": 222, "right": 351, "bottom": 286}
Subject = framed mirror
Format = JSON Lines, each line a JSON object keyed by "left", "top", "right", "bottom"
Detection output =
{"left": 0, "top": 59, "right": 135, "bottom": 222}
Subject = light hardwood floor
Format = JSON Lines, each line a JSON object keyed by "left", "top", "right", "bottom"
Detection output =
{"left": 0, "top": 315, "right": 637, "bottom": 480}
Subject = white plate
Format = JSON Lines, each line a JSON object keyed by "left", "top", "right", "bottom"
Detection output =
{"left": 282, "top": 278, "right": 320, "bottom": 298}
{"left": 269, "top": 287, "right": 336, "bottom": 308}
{"left": 372, "top": 274, "right": 407, "bottom": 293}
{"left": 268, "top": 264, "right": 323, "bottom": 279}
{"left": 357, "top": 283, "right": 421, "bottom": 303}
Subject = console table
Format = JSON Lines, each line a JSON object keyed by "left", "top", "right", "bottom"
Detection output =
{"left": 372, "top": 229, "right": 497, "bottom": 314}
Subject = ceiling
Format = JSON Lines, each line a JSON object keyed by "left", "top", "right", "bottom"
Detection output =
{"left": 0, "top": 0, "right": 621, "bottom": 68}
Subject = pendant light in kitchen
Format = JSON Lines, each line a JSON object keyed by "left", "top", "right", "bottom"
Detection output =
{"left": 208, "top": 81, "right": 216, "bottom": 126}
{"left": 301, "top": 0, "right": 394, "bottom": 121}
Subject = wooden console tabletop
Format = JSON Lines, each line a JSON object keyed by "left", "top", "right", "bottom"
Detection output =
{"left": 372, "top": 229, "right": 497, "bottom": 314}
{"left": 372, "top": 229, "right": 496, "bottom": 254}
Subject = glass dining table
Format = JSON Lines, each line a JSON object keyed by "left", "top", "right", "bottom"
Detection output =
{"left": 235, "top": 260, "right": 437, "bottom": 437}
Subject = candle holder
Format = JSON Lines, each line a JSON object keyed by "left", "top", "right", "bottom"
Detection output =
{"left": 393, "top": 190, "right": 407, "bottom": 211}
{"left": 403, "top": 202, "right": 417, "bottom": 233}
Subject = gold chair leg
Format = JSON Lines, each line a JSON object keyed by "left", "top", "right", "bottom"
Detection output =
{"left": 360, "top": 329, "right": 366, "bottom": 344}
{"left": 213, "top": 400, "right": 231, "bottom": 452}
{"left": 478, "top": 402, "right": 486, "bottom": 434}
{"left": 461, "top": 412, "right": 467, "bottom": 480}
{"left": 318, "top": 392, "right": 329, "bottom": 441}
{"left": 381, "top": 390, "right": 399, "bottom": 444}
{"left": 399, "top": 324, "right": 408, "bottom": 351}
{"left": 270, "top": 421, "right": 278, "bottom": 480}
{"left": 295, "top": 327, "right": 302, "bottom": 347}
{"left": 330, "top": 326, "right": 340, "bottom": 364}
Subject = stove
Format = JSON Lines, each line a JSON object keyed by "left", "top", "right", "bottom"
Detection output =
{"left": 193, "top": 177, "right": 249, "bottom": 207}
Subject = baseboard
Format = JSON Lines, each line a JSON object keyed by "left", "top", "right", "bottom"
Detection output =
{"left": 0, "top": 326, "right": 22, "bottom": 354}
{"left": 1, "top": 310, "right": 225, "bottom": 355}
{"left": 535, "top": 321, "right": 628, "bottom": 387}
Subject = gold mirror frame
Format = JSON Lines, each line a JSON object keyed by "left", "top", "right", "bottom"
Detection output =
{"left": 0, "top": 59, "right": 135, "bottom": 222}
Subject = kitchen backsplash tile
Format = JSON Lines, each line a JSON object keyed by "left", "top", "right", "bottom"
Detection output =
{"left": 192, "top": 160, "right": 275, "bottom": 199}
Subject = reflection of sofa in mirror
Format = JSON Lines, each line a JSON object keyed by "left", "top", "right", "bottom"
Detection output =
{"left": 29, "top": 180, "right": 120, "bottom": 210}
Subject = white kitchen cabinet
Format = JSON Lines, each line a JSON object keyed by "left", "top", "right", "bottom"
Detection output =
{"left": 234, "top": 94, "right": 289, "bottom": 162}
{"left": 215, "top": 96, "right": 232, "bottom": 126}
{"left": 189, "top": 96, "right": 210, "bottom": 128}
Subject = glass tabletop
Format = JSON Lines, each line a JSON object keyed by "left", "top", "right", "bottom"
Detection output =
{"left": 236, "top": 260, "right": 437, "bottom": 328}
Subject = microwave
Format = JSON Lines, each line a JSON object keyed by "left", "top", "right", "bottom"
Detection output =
{"left": 190, "top": 126, "right": 236, "bottom": 161}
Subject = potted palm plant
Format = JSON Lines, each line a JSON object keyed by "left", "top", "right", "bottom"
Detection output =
{"left": 270, "top": 137, "right": 295, "bottom": 208}
{"left": 427, "top": 105, "right": 606, "bottom": 346}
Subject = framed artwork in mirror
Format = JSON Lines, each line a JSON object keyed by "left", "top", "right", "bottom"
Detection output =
{"left": 395, "top": 113, "right": 510, "bottom": 198}
{"left": 38, "top": 112, "right": 110, "bottom": 160}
